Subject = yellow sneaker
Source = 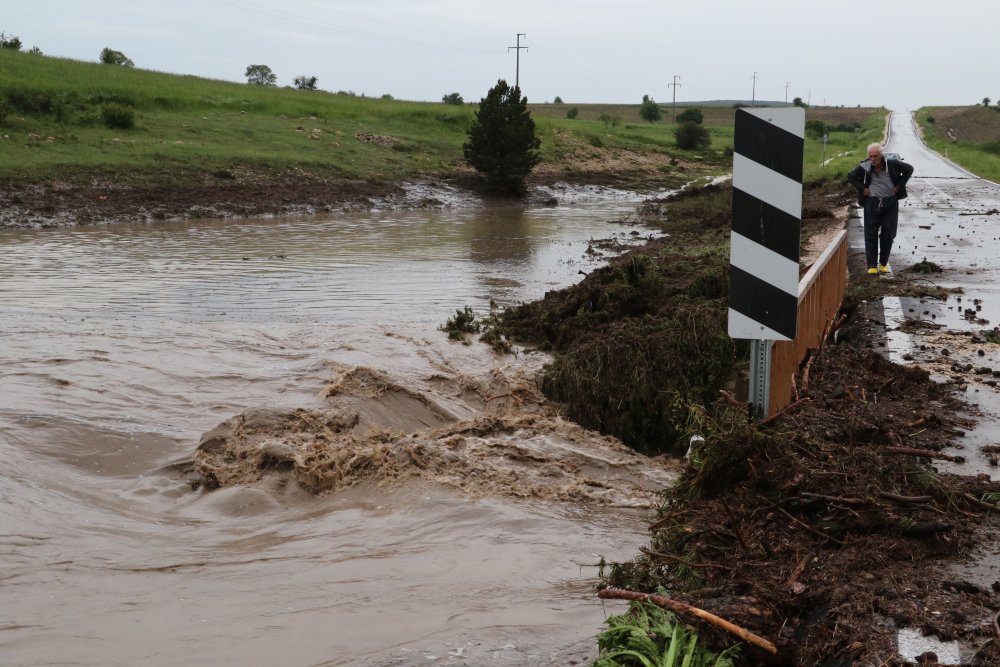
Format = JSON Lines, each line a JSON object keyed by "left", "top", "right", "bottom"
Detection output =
{"left": 867, "top": 267, "right": 878, "bottom": 275}
{"left": 878, "top": 263, "right": 891, "bottom": 274}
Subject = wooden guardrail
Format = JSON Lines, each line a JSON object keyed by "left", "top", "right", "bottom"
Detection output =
{"left": 768, "top": 230, "right": 848, "bottom": 415}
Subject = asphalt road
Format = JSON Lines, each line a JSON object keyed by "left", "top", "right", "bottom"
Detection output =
{"left": 851, "top": 111, "right": 1000, "bottom": 482}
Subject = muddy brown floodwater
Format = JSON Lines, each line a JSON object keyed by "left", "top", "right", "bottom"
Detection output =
{"left": 0, "top": 190, "right": 684, "bottom": 666}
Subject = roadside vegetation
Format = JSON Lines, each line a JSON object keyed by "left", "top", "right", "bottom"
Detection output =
{"left": 915, "top": 105, "right": 1000, "bottom": 182}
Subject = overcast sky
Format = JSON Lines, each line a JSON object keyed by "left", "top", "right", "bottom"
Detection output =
{"left": 4, "top": 1, "right": 997, "bottom": 111}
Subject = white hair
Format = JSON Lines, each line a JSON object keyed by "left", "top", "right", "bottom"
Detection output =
{"left": 866, "top": 142, "right": 884, "bottom": 155}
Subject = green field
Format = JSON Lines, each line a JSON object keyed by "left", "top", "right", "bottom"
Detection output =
{"left": 915, "top": 105, "right": 1000, "bottom": 182}
{"left": 0, "top": 48, "right": 885, "bottom": 190}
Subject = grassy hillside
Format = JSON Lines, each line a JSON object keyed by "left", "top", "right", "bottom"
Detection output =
{"left": 915, "top": 105, "right": 1000, "bottom": 181}
{"left": 0, "top": 48, "right": 884, "bottom": 195}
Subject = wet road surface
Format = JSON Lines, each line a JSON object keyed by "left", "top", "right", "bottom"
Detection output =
{"left": 852, "top": 111, "right": 1000, "bottom": 606}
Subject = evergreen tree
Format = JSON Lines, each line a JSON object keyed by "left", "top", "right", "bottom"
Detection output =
{"left": 463, "top": 79, "right": 541, "bottom": 195}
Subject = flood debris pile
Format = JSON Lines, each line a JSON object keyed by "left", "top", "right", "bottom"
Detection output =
{"left": 500, "top": 184, "right": 738, "bottom": 456}
{"left": 499, "top": 182, "right": 853, "bottom": 457}
{"left": 599, "top": 325, "right": 1000, "bottom": 666}
{"left": 192, "top": 365, "right": 678, "bottom": 507}
{"left": 487, "top": 180, "right": 1000, "bottom": 664}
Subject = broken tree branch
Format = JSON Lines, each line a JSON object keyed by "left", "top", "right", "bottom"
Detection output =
{"left": 961, "top": 492, "right": 1000, "bottom": 512}
{"left": 756, "top": 398, "right": 811, "bottom": 428}
{"left": 888, "top": 447, "right": 965, "bottom": 463}
{"left": 597, "top": 588, "right": 778, "bottom": 655}
{"left": 877, "top": 492, "right": 934, "bottom": 505}
{"left": 777, "top": 506, "right": 845, "bottom": 547}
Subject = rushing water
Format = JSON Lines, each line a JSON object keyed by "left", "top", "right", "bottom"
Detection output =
{"left": 0, "top": 195, "right": 678, "bottom": 666}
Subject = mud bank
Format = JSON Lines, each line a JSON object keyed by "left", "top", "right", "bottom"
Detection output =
{"left": 0, "top": 164, "right": 690, "bottom": 230}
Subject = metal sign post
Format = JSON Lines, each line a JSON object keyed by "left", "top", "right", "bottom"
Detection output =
{"left": 749, "top": 339, "right": 772, "bottom": 418}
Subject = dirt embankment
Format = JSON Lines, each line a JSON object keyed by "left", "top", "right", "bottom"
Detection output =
{"left": 0, "top": 170, "right": 407, "bottom": 229}
{"left": 0, "top": 139, "right": 725, "bottom": 229}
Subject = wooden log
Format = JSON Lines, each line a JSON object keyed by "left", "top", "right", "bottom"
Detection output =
{"left": 597, "top": 588, "right": 778, "bottom": 655}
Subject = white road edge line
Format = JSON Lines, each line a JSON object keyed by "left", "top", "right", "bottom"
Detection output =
{"left": 882, "top": 296, "right": 914, "bottom": 365}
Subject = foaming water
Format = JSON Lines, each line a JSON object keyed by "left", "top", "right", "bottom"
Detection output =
{"left": 0, "top": 199, "right": 673, "bottom": 665}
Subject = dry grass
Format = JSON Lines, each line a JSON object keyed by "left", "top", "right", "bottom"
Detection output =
{"left": 923, "top": 105, "right": 1000, "bottom": 144}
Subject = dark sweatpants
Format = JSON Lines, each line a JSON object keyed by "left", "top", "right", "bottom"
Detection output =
{"left": 863, "top": 196, "right": 898, "bottom": 268}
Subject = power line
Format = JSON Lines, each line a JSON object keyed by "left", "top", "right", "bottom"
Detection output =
{"left": 668, "top": 75, "right": 681, "bottom": 120}
{"left": 508, "top": 33, "right": 527, "bottom": 89}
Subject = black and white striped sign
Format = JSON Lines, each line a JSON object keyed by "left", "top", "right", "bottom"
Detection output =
{"left": 728, "top": 108, "right": 804, "bottom": 341}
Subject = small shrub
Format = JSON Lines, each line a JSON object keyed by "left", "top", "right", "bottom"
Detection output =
{"left": 599, "top": 113, "right": 621, "bottom": 128}
{"left": 588, "top": 134, "right": 604, "bottom": 148}
{"left": 639, "top": 96, "right": 662, "bottom": 123}
{"left": 101, "top": 102, "right": 135, "bottom": 129}
{"left": 676, "top": 107, "right": 703, "bottom": 124}
{"left": 675, "top": 122, "right": 711, "bottom": 150}
{"left": 0, "top": 32, "right": 23, "bottom": 50}
{"left": 442, "top": 92, "right": 464, "bottom": 105}
{"left": 926, "top": 115, "right": 936, "bottom": 124}
{"left": 293, "top": 75, "right": 318, "bottom": 91}
{"left": 805, "top": 119, "right": 827, "bottom": 139}
{"left": 100, "top": 47, "right": 134, "bottom": 67}
{"left": 0, "top": 98, "right": 9, "bottom": 124}
{"left": 6, "top": 88, "right": 58, "bottom": 114}
{"left": 566, "top": 106, "right": 579, "bottom": 119}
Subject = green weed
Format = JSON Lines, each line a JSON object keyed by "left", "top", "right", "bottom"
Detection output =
{"left": 594, "top": 599, "right": 739, "bottom": 667}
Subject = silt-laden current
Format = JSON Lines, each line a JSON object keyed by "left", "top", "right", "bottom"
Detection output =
{"left": 0, "top": 190, "right": 680, "bottom": 666}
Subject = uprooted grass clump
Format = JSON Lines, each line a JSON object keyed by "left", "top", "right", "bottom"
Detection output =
{"left": 440, "top": 302, "right": 513, "bottom": 353}
{"left": 910, "top": 258, "right": 944, "bottom": 274}
{"left": 600, "top": 327, "right": 1000, "bottom": 665}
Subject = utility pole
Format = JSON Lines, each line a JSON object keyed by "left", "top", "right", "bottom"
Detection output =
{"left": 784, "top": 81, "right": 790, "bottom": 105}
{"left": 751, "top": 71, "right": 758, "bottom": 107}
{"left": 807, "top": 90, "right": 811, "bottom": 106}
{"left": 508, "top": 33, "right": 527, "bottom": 90}
{"left": 668, "top": 75, "right": 681, "bottom": 121}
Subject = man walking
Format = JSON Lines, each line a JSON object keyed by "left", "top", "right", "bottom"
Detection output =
{"left": 848, "top": 143, "right": 915, "bottom": 274}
